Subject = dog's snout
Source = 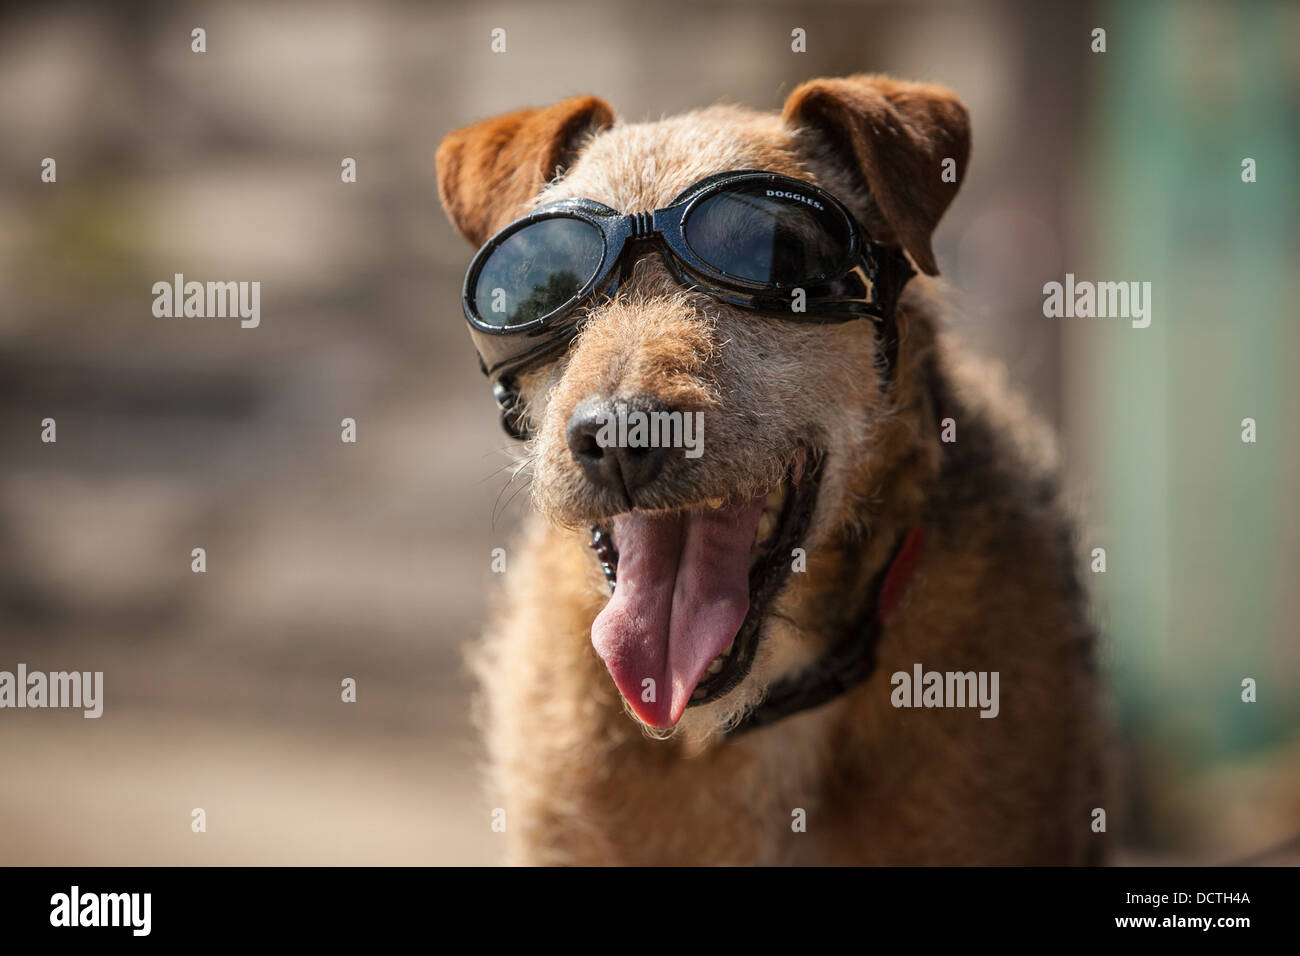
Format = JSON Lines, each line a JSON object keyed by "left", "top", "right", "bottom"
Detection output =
{"left": 567, "top": 398, "right": 669, "bottom": 498}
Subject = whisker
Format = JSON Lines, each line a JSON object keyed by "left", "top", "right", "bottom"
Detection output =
{"left": 493, "top": 474, "right": 534, "bottom": 528}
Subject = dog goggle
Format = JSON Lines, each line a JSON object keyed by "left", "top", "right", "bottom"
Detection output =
{"left": 460, "top": 170, "right": 916, "bottom": 437}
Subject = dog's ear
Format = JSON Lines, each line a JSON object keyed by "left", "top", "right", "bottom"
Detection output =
{"left": 783, "top": 75, "right": 969, "bottom": 276}
{"left": 436, "top": 95, "right": 615, "bottom": 247}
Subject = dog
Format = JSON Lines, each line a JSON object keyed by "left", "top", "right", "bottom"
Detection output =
{"left": 436, "top": 74, "right": 1106, "bottom": 865}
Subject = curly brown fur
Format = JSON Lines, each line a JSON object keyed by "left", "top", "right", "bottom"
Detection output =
{"left": 439, "top": 75, "right": 1106, "bottom": 865}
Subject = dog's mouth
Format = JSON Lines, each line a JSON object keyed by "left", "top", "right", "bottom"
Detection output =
{"left": 587, "top": 446, "right": 824, "bottom": 729}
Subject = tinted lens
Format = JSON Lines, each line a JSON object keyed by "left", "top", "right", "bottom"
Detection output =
{"left": 683, "top": 183, "right": 851, "bottom": 285}
{"left": 473, "top": 217, "right": 604, "bottom": 327}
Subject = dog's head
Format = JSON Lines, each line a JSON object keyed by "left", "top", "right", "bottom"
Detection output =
{"left": 437, "top": 75, "right": 969, "bottom": 739}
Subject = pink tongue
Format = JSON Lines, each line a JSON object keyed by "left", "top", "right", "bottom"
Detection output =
{"left": 590, "top": 493, "right": 765, "bottom": 728}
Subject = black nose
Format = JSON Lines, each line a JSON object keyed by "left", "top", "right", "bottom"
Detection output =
{"left": 567, "top": 398, "right": 670, "bottom": 498}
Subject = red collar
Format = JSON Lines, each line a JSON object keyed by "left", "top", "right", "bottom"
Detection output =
{"left": 879, "top": 527, "right": 926, "bottom": 621}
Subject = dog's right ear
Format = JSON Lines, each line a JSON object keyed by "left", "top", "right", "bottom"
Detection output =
{"left": 436, "top": 95, "right": 615, "bottom": 247}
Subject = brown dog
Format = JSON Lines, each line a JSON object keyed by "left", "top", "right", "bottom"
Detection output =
{"left": 437, "top": 75, "right": 1105, "bottom": 865}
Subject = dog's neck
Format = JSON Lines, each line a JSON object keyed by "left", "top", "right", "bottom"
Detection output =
{"left": 725, "top": 349, "right": 943, "bottom": 737}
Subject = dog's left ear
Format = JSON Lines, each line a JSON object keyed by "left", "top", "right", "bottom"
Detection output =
{"left": 436, "top": 95, "right": 615, "bottom": 247}
{"left": 783, "top": 74, "right": 970, "bottom": 276}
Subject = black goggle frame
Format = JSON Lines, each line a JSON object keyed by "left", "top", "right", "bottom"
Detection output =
{"left": 460, "top": 170, "right": 917, "bottom": 439}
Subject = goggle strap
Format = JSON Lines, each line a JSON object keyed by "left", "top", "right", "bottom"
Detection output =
{"left": 492, "top": 379, "right": 531, "bottom": 442}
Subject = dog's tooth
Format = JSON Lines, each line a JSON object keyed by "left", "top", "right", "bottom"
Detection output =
{"left": 755, "top": 510, "right": 776, "bottom": 545}
{"left": 724, "top": 639, "right": 735, "bottom": 656}
{"left": 703, "top": 497, "right": 726, "bottom": 511}
{"left": 764, "top": 487, "right": 783, "bottom": 510}
{"left": 692, "top": 687, "right": 709, "bottom": 700}
{"left": 707, "top": 657, "right": 725, "bottom": 675}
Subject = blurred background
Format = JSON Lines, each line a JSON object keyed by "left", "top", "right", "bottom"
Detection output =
{"left": 0, "top": 0, "right": 1296, "bottom": 865}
